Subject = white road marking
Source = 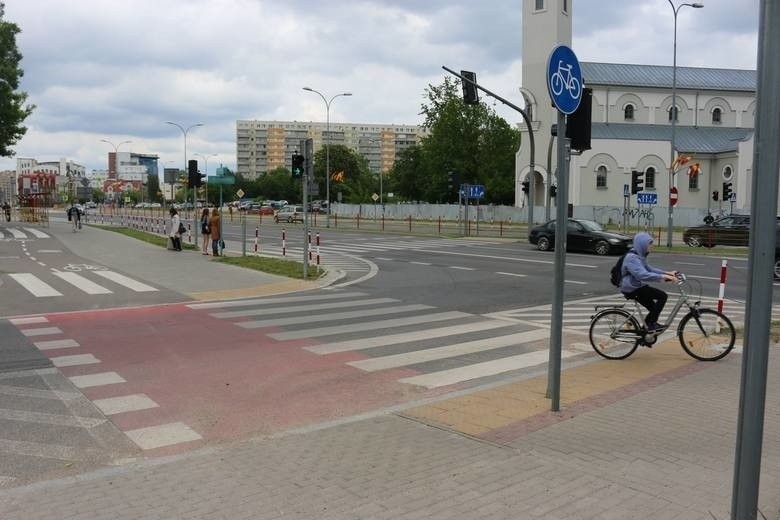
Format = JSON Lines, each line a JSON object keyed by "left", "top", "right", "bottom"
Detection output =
{"left": 212, "top": 297, "right": 399, "bottom": 319}
{"left": 36, "top": 249, "right": 62, "bottom": 253}
{"left": 187, "top": 291, "right": 367, "bottom": 310}
{"left": 52, "top": 272, "right": 113, "bottom": 295}
{"left": 69, "top": 372, "right": 127, "bottom": 389}
{"left": 448, "top": 266, "right": 476, "bottom": 271}
{"left": 50, "top": 354, "right": 100, "bottom": 367}
{"left": 675, "top": 261, "right": 705, "bottom": 266}
{"left": 125, "top": 422, "right": 202, "bottom": 450}
{"left": 270, "top": 311, "right": 470, "bottom": 341}
{"left": 238, "top": 304, "right": 432, "bottom": 329}
{"left": 23, "top": 227, "right": 49, "bottom": 238}
{"left": 374, "top": 257, "right": 393, "bottom": 261}
{"left": 9, "top": 316, "right": 48, "bottom": 325}
{"left": 8, "top": 273, "right": 62, "bottom": 297}
{"left": 348, "top": 329, "right": 551, "bottom": 372}
{"left": 93, "top": 394, "right": 158, "bottom": 415}
{"left": 20, "top": 326, "right": 63, "bottom": 337}
{"left": 93, "top": 271, "right": 158, "bottom": 292}
{"left": 415, "top": 248, "right": 598, "bottom": 268}
{"left": 410, "top": 261, "right": 432, "bottom": 266}
{"left": 7, "top": 228, "right": 26, "bottom": 239}
{"left": 306, "top": 320, "right": 514, "bottom": 355}
{"left": 34, "top": 339, "right": 80, "bottom": 350}
{"left": 565, "top": 280, "right": 588, "bottom": 285}
{"left": 496, "top": 272, "right": 527, "bottom": 277}
{"left": 399, "top": 349, "right": 580, "bottom": 389}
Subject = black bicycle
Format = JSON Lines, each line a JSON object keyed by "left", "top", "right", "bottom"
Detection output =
{"left": 589, "top": 274, "right": 736, "bottom": 361}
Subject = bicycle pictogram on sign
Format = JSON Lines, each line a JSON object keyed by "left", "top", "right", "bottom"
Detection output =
{"left": 550, "top": 60, "right": 581, "bottom": 101}
{"left": 546, "top": 45, "right": 583, "bottom": 115}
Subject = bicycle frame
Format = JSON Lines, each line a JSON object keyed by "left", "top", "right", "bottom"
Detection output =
{"left": 595, "top": 280, "right": 701, "bottom": 332}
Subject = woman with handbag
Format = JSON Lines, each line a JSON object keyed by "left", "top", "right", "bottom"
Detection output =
{"left": 210, "top": 208, "right": 221, "bottom": 256}
{"left": 200, "top": 208, "right": 211, "bottom": 255}
{"left": 169, "top": 207, "right": 182, "bottom": 251}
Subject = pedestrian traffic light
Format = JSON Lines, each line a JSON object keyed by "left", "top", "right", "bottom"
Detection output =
{"left": 712, "top": 191, "right": 719, "bottom": 201}
{"left": 460, "top": 70, "right": 479, "bottom": 105}
{"left": 549, "top": 185, "right": 557, "bottom": 198}
{"left": 630, "top": 170, "right": 644, "bottom": 194}
{"left": 521, "top": 180, "right": 529, "bottom": 194}
{"left": 188, "top": 160, "right": 199, "bottom": 187}
{"left": 447, "top": 171, "right": 462, "bottom": 192}
{"left": 566, "top": 87, "right": 592, "bottom": 152}
{"left": 291, "top": 154, "right": 304, "bottom": 179}
{"left": 722, "top": 182, "right": 733, "bottom": 201}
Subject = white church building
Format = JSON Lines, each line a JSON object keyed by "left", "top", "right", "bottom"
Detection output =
{"left": 516, "top": 0, "right": 757, "bottom": 228}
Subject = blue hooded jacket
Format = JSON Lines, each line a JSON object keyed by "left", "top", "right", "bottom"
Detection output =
{"left": 619, "top": 232, "right": 666, "bottom": 294}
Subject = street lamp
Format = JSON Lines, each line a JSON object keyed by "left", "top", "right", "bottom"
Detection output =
{"left": 99, "top": 139, "right": 132, "bottom": 178}
{"left": 303, "top": 87, "right": 352, "bottom": 227}
{"left": 165, "top": 121, "right": 203, "bottom": 231}
{"left": 666, "top": 1, "right": 703, "bottom": 247}
{"left": 195, "top": 153, "right": 218, "bottom": 206}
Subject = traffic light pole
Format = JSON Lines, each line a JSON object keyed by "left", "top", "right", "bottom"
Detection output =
{"left": 443, "top": 66, "right": 535, "bottom": 235}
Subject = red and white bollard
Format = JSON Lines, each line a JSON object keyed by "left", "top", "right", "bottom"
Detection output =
{"left": 282, "top": 228, "right": 286, "bottom": 257}
{"left": 717, "top": 259, "right": 728, "bottom": 313}
{"left": 316, "top": 232, "right": 321, "bottom": 272}
{"left": 308, "top": 231, "right": 312, "bottom": 261}
{"left": 254, "top": 226, "right": 259, "bottom": 253}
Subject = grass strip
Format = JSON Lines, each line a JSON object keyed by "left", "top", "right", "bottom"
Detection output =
{"left": 215, "top": 255, "right": 323, "bottom": 280}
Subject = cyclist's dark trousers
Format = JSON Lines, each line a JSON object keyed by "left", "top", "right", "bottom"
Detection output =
{"left": 625, "top": 285, "right": 667, "bottom": 325}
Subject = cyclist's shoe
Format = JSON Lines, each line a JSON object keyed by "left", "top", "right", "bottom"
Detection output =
{"left": 645, "top": 322, "right": 664, "bottom": 333}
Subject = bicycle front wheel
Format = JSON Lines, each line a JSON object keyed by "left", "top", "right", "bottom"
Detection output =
{"left": 678, "top": 309, "right": 735, "bottom": 361}
{"left": 589, "top": 309, "right": 640, "bottom": 360}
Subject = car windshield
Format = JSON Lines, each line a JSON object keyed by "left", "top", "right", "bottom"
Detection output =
{"left": 578, "top": 220, "right": 605, "bottom": 232}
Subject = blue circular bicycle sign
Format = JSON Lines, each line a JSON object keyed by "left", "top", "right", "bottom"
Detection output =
{"left": 547, "top": 45, "right": 583, "bottom": 114}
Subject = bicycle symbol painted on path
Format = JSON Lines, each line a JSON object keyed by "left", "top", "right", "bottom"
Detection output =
{"left": 62, "top": 263, "right": 108, "bottom": 272}
{"left": 550, "top": 60, "right": 581, "bottom": 100}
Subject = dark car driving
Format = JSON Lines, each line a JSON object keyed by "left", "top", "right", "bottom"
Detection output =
{"left": 683, "top": 214, "right": 751, "bottom": 248}
{"left": 529, "top": 218, "right": 632, "bottom": 255}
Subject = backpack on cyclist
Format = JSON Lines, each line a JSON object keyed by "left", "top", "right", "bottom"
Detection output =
{"left": 609, "top": 252, "right": 629, "bottom": 287}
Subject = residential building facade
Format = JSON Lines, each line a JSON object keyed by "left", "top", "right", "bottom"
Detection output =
{"left": 517, "top": 0, "right": 758, "bottom": 226}
{"left": 236, "top": 120, "right": 424, "bottom": 180}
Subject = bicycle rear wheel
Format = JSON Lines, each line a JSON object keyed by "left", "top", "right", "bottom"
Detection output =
{"left": 678, "top": 309, "right": 735, "bottom": 361}
{"left": 589, "top": 309, "right": 641, "bottom": 360}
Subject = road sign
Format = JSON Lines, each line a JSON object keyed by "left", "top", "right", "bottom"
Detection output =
{"left": 730, "top": 192, "right": 737, "bottom": 202}
{"left": 636, "top": 192, "right": 658, "bottom": 205}
{"left": 464, "top": 184, "right": 485, "bottom": 198}
{"left": 546, "top": 45, "right": 583, "bottom": 114}
{"left": 371, "top": 193, "right": 379, "bottom": 202}
{"left": 669, "top": 186, "right": 679, "bottom": 207}
{"left": 208, "top": 175, "right": 235, "bottom": 185}
{"left": 236, "top": 189, "right": 245, "bottom": 198}
{"left": 623, "top": 184, "right": 629, "bottom": 198}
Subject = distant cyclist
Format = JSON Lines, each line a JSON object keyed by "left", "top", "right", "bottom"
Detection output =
{"left": 67, "top": 204, "right": 82, "bottom": 231}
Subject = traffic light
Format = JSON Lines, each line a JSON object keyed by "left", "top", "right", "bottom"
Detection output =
{"left": 460, "top": 70, "right": 479, "bottom": 105}
{"left": 566, "top": 87, "right": 592, "bottom": 152}
{"left": 188, "top": 160, "right": 199, "bottom": 187}
{"left": 722, "top": 182, "right": 733, "bottom": 201}
{"left": 447, "top": 171, "right": 462, "bottom": 192}
{"left": 630, "top": 170, "right": 644, "bottom": 194}
{"left": 521, "top": 180, "right": 530, "bottom": 194}
{"left": 549, "top": 185, "right": 557, "bottom": 198}
{"left": 712, "top": 191, "right": 719, "bottom": 201}
{"left": 291, "top": 154, "right": 304, "bottom": 179}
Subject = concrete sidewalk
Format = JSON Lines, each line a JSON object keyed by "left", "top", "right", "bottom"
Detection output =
{"left": 0, "top": 332, "right": 776, "bottom": 519}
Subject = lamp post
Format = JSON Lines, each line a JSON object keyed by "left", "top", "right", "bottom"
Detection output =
{"left": 195, "top": 153, "right": 217, "bottom": 206}
{"left": 303, "top": 87, "right": 352, "bottom": 227}
{"left": 666, "top": 1, "right": 703, "bottom": 247}
{"left": 99, "top": 139, "right": 132, "bottom": 179}
{"left": 165, "top": 121, "right": 203, "bottom": 234}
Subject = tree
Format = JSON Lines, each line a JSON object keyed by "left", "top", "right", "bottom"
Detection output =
{"left": 0, "top": 3, "right": 35, "bottom": 157}
{"left": 312, "top": 145, "right": 374, "bottom": 203}
{"left": 147, "top": 174, "right": 160, "bottom": 202}
{"left": 412, "top": 76, "right": 520, "bottom": 204}
{"left": 258, "top": 167, "right": 299, "bottom": 202}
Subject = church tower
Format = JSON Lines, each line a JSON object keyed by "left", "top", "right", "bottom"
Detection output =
{"left": 516, "top": 0, "right": 573, "bottom": 211}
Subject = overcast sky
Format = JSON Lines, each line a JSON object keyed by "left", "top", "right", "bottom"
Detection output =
{"left": 1, "top": 0, "right": 760, "bottom": 174}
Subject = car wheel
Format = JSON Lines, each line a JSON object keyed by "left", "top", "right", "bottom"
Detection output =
{"left": 537, "top": 236, "right": 552, "bottom": 251}
{"left": 775, "top": 257, "right": 780, "bottom": 280}
{"left": 594, "top": 240, "right": 610, "bottom": 256}
{"left": 685, "top": 235, "right": 703, "bottom": 247}
{"left": 287, "top": 217, "right": 293, "bottom": 223}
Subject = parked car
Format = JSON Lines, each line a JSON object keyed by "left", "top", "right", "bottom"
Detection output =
{"left": 274, "top": 205, "right": 305, "bottom": 223}
{"left": 528, "top": 218, "right": 632, "bottom": 255}
{"left": 683, "top": 214, "right": 751, "bottom": 248}
{"left": 258, "top": 205, "right": 275, "bottom": 215}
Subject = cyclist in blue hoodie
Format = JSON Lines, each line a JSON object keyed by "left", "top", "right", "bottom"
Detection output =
{"left": 619, "top": 232, "right": 677, "bottom": 332}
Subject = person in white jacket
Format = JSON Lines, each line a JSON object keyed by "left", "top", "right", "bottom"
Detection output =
{"left": 169, "top": 207, "right": 182, "bottom": 251}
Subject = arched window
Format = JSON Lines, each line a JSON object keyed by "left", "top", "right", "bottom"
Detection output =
{"left": 668, "top": 105, "right": 679, "bottom": 122}
{"left": 645, "top": 167, "right": 656, "bottom": 189}
{"left": 712, "top": 107, "right": 722, "bottom": 124}
{"left": 688, "top": 167, "right": 699, "bottom": 190}
{"left": 624, "top": 104, "right": 635, "bottom": 121}
{"left": 596, "top": 165, "right": 607, "bottom": 188}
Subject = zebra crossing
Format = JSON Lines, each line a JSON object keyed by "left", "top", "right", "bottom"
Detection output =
{"left": 4, "top": 269, "right": 158, "bottom": 298}
{"left": 187, "top": 291, "right": 581, "bottom": 390}
{"left": 484, "top": 293, "right": 775, "bottom": 331}
{"left": 0, "top": 226, "right": 50, "bottom": 240}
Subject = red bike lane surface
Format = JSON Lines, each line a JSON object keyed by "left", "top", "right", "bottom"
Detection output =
{"left": 37, "top": 304, "right": 438, "bottom": 454}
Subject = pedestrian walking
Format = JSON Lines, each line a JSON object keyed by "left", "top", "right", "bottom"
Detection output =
{"left": 228, "top": 204, "right": 233, "bottom": 222}
{"left": 210, "top": 208, "right": 221, "bottom": 256}
{"left": 200, "top": 208, "right": 211, "bottom": 255}
{"left": 169, "top": 207, "right": 182, "bottom": 251}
